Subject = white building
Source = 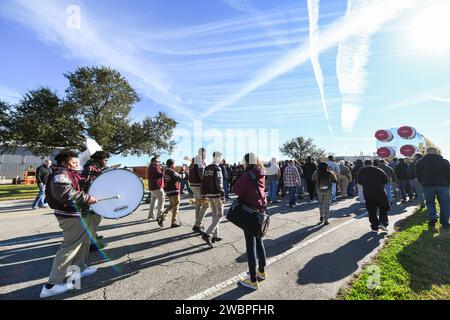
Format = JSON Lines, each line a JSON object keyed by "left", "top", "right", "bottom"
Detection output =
{"left": 0, "top": 147, "right": 60, "bottom": 179}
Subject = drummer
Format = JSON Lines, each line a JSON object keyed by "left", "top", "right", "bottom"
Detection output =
{"left": 82, "top": 150, "right": 111, "bottom": 251}
{"left": 40, "top": 150, "right": 98, "bottom": 298}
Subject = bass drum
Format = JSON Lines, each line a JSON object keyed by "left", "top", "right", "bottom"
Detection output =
{"left": 88, "top": 168, "right": 144, "bottom": 219}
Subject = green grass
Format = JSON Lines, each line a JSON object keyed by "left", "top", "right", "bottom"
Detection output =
{"left": 0, "top": 184, "right": 39, "bottom": 201}
{"left": 0, "top": 180, "right": 149, "bottom": 201}
{"left": 341, "top": 207, "right": 450, "bottom": 300}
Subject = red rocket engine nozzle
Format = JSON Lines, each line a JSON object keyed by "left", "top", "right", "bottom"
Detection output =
{"left": 377, "top": 147, "right": 396, "bottom": 158}
{"left": 397, "top": 126, "right": 417, "bottom": 140}
{"left": 375, "top": 129, "right": 394, "bottom": 142}
{"left": 400, "top": 145, "right": 419, "bottom": 157}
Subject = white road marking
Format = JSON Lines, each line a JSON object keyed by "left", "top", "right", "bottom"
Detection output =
{"left": 187, "top": 210, "right": 369, "bottom": 300}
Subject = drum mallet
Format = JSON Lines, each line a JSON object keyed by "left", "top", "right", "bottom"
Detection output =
{"left": 96, "top": 195, "right": 121, "bottom": 202}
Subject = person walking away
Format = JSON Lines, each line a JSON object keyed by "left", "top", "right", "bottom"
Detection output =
{"left": 416, "top": 147, "right": 450, "bottom": 230}
{"left": 265, "top": 157, "right": 280, "bottom": 203}
{"left": 337, "top": 160, "right": 352, "bottom": 198}
{"left": 345, "top": 161, "right": 356, "bottom": 196}
{"left": 147, "top": 157, "right": 165, "bottom": 220}
{"left": 189, "top": 148, "right": 209, "bottom": 233}
{"left": 278, "top": 161, "right": 288, "bottom": 197}
{"left": 201, "top": 152, "right": 225, "bottom": 247}
{"left": 158, "top": 159, "right": 182, "bottom": 228}
{"left": 408, "top": 153, "right": 425, "bottom": 209}
{"left": 295, "top": 161, "right": 304, "bottom": 200}
{"left": 283, "top": 160, "right": 301, "bottom": 208}
{"left": 303, "top": 157, "right": 318, "bottom": 202}
{"left": 312, "top": 162, "right": 337, "bottom": 225}
{"left": 82, "top": 151, "right": 111, "bottom": 251}
{"left": 234, "top": 153, "right": 267, "bottom": 290}
{"left": 378, "top": 160, "right": 395, "bottom": 205}
{"left": 326, "top": 156, "right": 340, "bottom": 201}
{"left": 32, "top": 160, "right": 52, "bottom": 210}
{"left": 395, "top": 158, "right": 414, "bottom": 204}
{"left": 353, "top": 159, "right": 365, "bottom": 206}
{"left": 220, "top": 159, "right": 230, "bottom": 200}
{"left": 40, "top": 150, "right": 98, "bottom": 298}
{"left": 357, "top": 160, "right": 390, "bottom": 233}
{"left": 389, "top": 158, "right": 400, "bottom": 196}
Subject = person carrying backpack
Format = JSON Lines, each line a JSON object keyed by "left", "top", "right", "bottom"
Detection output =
{"left": 233, "top": 153, "right": 267, "bottom": 290}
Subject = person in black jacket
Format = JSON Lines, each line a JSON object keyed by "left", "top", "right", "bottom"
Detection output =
{"left": 394, "top": 158, "right": 414, "bottom": 204}
{"left": 416, "top": 147, "right": 450, "bottom": 229}
{"left": 302, "top": 156, "right": 318, "bottom": 202}
{"left": 32, "top": 160, "right": 52, "bottom": 210}
{"left": 408, "top": 153, "right": 425, "bottom": 208}
{"left": 357, "top": 160, "right": 390, "bottom": 233}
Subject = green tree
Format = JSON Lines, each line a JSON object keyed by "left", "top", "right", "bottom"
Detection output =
{"left": 280, "top": 137, "right": 326, "bottom": 160}
{"left": 8, "top": 66, "right": 178, "bottom": 157}
{"left": 7, "top": 88, "right": 81, "bottom": 155}
{"left": 0, "top": 100, "right": 13, "bottom": 148}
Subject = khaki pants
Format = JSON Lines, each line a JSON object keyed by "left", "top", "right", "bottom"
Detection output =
{"left": 161, "top": 194, "right": 180, "bottom": 224}
{"left": 191, "top": 186, "right": 209, "bottom": 228}
{"left": 149, "top": 189, "right": 165, "bottom": 219}
{"left": 338, "top": 175, "right": 349, "bottom": 197}
{"left": 48, "top": 214, "right": 97, "bottom": 285}
{"left": 205, "top": 198, "right": 224, "bottom": 238}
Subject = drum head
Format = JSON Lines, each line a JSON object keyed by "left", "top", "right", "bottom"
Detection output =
{"left": 89, "top": 169, "right": 144, "bottom": 219}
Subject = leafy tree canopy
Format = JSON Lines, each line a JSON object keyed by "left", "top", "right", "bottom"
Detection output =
{"left": 280, "top": 136, "right": 326, "bottom": 161}
{"left": 2, "top": 66, "right": 177, "bottom": 157}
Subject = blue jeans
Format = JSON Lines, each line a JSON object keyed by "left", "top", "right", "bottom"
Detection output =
{"left": 244, "top": 229, "right": 266, "bottom": 282}
{"left": 32, "top": 184, "right": 46, "bottom": 208}
{"left": 288, "top": 186, "right": 297, "bottom": 206}
{"left": 423, "top": 186, "right": 450, "bottom": 228}
{"left": 413, "top": 179, "right": 425, "bottom": 206}
{"left": 347, "top": 180, "right": 356, "bottom": 196}
{"left": 224, "top": 178, "right": 230, "bottom": 197}
{"left": 181, "top": 179, "right": 193, "bottom": 195}
{"left": 268, "top": 179, "right": 279, "bottom": 202}
{"left": 332, "top": 182, "right": 337, "bottom": 201}
{"left": 384, "top": 183, "right": 393, "bottom": 203}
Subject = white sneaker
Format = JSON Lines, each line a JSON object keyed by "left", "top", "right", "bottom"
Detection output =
{"left": 378, "top": 224, "right": 388, "bottom": 232}
{"left": 40, "top": 283, "right": 74, "bottom": 298}
{"left": 80, "top": 266, "right": 97, "bottom": 278}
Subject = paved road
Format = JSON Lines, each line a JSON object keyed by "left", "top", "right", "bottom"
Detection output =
{"left": 0, "top": 194, "right": 418, "bottom": 300}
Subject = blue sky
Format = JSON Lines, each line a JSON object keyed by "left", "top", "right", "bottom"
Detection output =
{"left": 0, "top": 0, "right": 449, "bottom": 166}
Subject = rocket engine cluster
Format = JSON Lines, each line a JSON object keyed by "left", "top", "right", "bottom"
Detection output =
{"left": 375, "top": 126, "right": 438, "bottom": 158}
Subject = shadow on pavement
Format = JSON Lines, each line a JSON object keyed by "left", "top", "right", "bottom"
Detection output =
{"left": 235, "top": 223, "right": 325, "bottom": 263}
{"left": 212, "top": 285, "right": 256, "bottom": 300}
{"left": 297, "top": 232, "right": 386, "bottom": 285}
{"left": 0, "top": 230, "right": 210, "bottom": 299}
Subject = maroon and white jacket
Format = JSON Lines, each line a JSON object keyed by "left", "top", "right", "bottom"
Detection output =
{"left": 164, "top": 168, "right": 181, "bottom": 196}
{"left": 148, "top": 164, "right": 165, "bottom": 191}
{"left": 188, "top": 157, "right": 206, "bottom": 187}
{"left": 201, "top": 163, "right": 224, "bottom": 199}
{"left": 46, "top": 167, "right": 93, "bottom": 218}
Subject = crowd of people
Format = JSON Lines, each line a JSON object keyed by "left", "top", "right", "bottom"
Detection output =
{"left": 31, "top": 145, "right": 450, "bottom": 298}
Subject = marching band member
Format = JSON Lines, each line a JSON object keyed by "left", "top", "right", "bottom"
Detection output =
{"left": 189, "top": 148, "right": 209, "bottom": 234}
{"left": 147, "top": 157, "right": 165, "bottom": 221}
{"left": 157, "top": 159, "right": 182, "bottom": 228}
{"left": 40, "top": 150, "right": 98, "bottom": 298}
{"left": 201, "top": 151, "right": 225, "bottom": 247}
